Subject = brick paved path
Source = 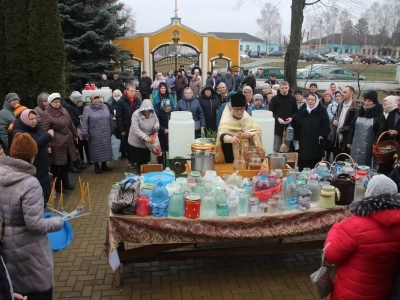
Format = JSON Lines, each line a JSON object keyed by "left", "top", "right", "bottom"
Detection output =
{"left": 53, "top": 160, "right": 323, "bottom": 299}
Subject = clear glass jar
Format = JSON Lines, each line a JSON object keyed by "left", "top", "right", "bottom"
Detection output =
{"left": 168, "top": 191, "right": 184, "bottom": 217}
{"left": 248, "top": 197, "right": 259, "bottom": 215}
{"left": 297, "top": 189, "right": 311, "bottom": 211}
{"left": 192, "top": 183, "right": 208, "bottom": 199}
{"left": 268, "top": 199, "right": 277, "bottom": 213}
{"left": 216, "top": 191, "right": 229, "bottom": 217}
{"left": 188, "top": 171, "right": 203, "bottom": 183}
{"left": 200, "top": 192, "right": 216, "bottom": 218}
{"left": 237, "top": 190, "right": 249, "bottom": 216}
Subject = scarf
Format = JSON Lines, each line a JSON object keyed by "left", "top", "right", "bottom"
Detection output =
{"left": 306, "top": 94, "right": 320, "bottom": 113}
{"left": 123, "top": 90, "right": 137, "bottom": 110}
{"left": 215, "top": 103, "right": 261, "bottom": 164}
{"left": 383, "top": 96, "right": 398, "bottom": 114}
{"left": 20, "top": 109, "right": 35, "bottom": 128}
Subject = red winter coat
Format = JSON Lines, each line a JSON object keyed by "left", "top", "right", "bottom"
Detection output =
{"left": 324, "top": 195, "right": 400, "bottom": 300}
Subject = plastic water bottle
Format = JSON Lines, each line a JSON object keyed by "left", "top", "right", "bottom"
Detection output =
{"left": 284, "top": 177, "right": 298, "bottom": 210}
{"left": 151, "top": 180, "right": 169, "bottom": 217}
{"left": 286, "top": 124, "right": 294, "bottom": 142}
{"left": 237, "top": 190, "right": 249, "bottom": 216}
{"left": 242, "top": 178, "right": 253, "bottom": 197}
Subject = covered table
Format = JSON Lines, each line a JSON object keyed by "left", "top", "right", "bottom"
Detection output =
{"left": 106, "top": 206, "right": 350, "bottom": 287}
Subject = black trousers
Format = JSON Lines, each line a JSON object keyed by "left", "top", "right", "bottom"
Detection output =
{"left": 120, "top": 135, "right": 131, "bottom": 162}
{"left": 25, "top": 287, "right": 53, "bottom": 300}
{"left": 50, "top": 164, "right": 70, "bottom": 189}
{"left": 129, "top": 145, "right": 151, "bottom": 171}
{"left": 78, "top": 139, "right": 90, "bottom": 162}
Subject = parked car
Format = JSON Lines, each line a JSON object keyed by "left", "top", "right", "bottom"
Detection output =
{"left": 318, "top": 67, "right": 366, "bottom": 81}
{"left": 320, "top": 50, "right": 330, "bottom": 56}
{"left": 349, "top": 53, "right": 364, "bottom": 59}
{"left": 305, "top": 54, "right": 328, "bottom": 62}
{"left": 268, "top": 51, "right": 285, "bottom": 57}
{"left": 325, "top": 52, "right": 339, "bottom": 60}
{"left": 249, "top": 52, "right": 261, "bottom": 58}
{"left": 380, "top": 56, "right": 396, "bottom": 64}
{"left": 240, "top": 53, "right": 249, "bottom": 59}
{"left": 334, "top": 54, "right": 353, "bottom": 64}
{"left": 255, "top": 67, "right": 285, "bottom": 80}
{"left": 360, "top": 55, "right": 386, "bottom": 65}
{"left": 297, "top": 64, "right": 337, "bottom": 79}
{"left": 299, "top": 52, "right": 308, "bottom": 60}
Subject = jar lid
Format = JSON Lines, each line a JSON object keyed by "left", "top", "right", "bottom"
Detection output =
{"left": 357, "top": 170, "right": 368, "bottom": 175}
{"left": 322, "top": 185, "right": 335, "bottom": 190}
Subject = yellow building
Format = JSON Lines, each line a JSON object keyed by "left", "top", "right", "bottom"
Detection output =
{"left": 113, "top": 16, "right": 240, "bottom": 79}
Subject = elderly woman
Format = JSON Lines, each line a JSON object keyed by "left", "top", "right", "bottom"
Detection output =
{"left": 128, "top": 99, "right": 160, "bottom": 170}
{"left": 247, "top": 93, "right": 267, "bottom": 116}
{"left": 13, "top": 109, "right": 53, "bottom": 205}
{"left": 0, "top": 93, "right": 19, "bottom": 155}
{"left": 34, "top": 92, "right": 49, "bottom": 124}
{"left": 107, "top": 89, "right": 121, "bottom": 117}
{"left": 295, "top": 93, "right": 330, "bottom": 170}
{"left": 41, "top": 93, "right": 78, "bottom": 192}
{"left": 383, "top": 95, "right": 398, "bottom": 118}
{"left": 82, "top": 92, "right": 113, "bottom": 174}
{"left": 215, "top": 93, "right": 261, "bottom": 164}
{"left": 176, "top": 87, "right": 206, "bottom": 138}
{"left": 189, "top": 70, "right": 202, "bottom": 98}
{"left": 347, "top": 90, "right": 386, "bottom": 167}
{"left": 243, "top": 86, "right": 253, "bottom": 106}
{"left": 0, "top": 132, "right": 63, "bottom": 299}
{"left": 326, "top": 91, "right": 343, "bottom": 160}
{"left": 325, "top": 175, "right": 400, "bottom": 300}
{"left": 198, "top": 85, "right": 220, "bottom": 132}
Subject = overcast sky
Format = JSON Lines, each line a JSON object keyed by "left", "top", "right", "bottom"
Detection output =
{"left": 123, "top": 0, "right": 376, "bottom": 38}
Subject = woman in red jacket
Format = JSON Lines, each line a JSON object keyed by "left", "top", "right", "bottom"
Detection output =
{"left": 324, "top": 174, "right": 400, "bottom": 300}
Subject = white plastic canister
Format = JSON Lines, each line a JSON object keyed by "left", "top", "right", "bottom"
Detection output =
{"left": 251, "top": 110, "right": 275, "bottom": 156}
{"left": 168, "top": 111, "right": 195, "bottom": 158}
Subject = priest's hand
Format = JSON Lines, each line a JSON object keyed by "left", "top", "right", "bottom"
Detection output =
{"left": 231, "top": 136, "right": 240, "bottom": 144}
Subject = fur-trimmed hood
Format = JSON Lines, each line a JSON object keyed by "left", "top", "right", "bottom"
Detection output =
{"left": 350, "top": 194, "right": 400, "bottom": 226}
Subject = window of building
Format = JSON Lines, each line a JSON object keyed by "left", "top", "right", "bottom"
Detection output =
{"left": 270, "top": 48, "right": 274, "bottom": 52}
{"left": 257, "top": 45, "right": 260, "bottom": 52}
{"left": 240, "top": 45, "right": 243, "bottom": 51}
{"left": 246, "top": 45, "right": 249, "bottom": 50}
{"left": 329, "top": 48, "right": 332, "bottom": 52}
{"left": 363, "top": 49, "right": 365, "bottom": 54}
{"left": 368, "top": 49, "right": 371, "bottom": 55}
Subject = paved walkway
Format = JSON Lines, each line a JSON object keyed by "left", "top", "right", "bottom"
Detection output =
{"left": 53, "top": 159, "right": 323, "bottom": 300}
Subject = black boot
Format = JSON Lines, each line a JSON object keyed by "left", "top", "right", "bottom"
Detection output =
{"left": 101, "top": 162, "right": 112, "bottom": 171}
{"left": 94, "top": 163, "right": 101, "bottom": 174}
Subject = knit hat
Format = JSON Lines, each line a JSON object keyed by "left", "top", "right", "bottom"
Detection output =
{"left": 261, "top": 83, "right": 271, "bottom": 89}
{"left": 70, "top": 91, "right": 83, "bottom": 101}
{"left": 231, "top": 93, "right": 246, "bottom": 107}
{"left": 13, "top": 104, "right": 28, "bottom": 118}
{"left": 324, "top": 90, "right": 333, "bottom": 97}
{"left": 5, "top": 93, "right": 19, "bottom": 103}
{"left": 90, "top": 92, "right": 101, "bottom": 101}
{"left": 272, "top": 84, "right": 279, "bottom": 90}
{"left": 37, "top": 92, "right": 49, "bottom": 108}
{"left": 20, "top": 109, "right": 36, "bottom": 128}
{"left": 309, "top": 83, "right": 318, "bottom": 88}
{"left": 253, "top": 94, "right": 263, "bottom": 101}
{"left": 364, "top": 90, "right": 378, "bottom": 104}
{"left": 365, "top": 175, "right": 398, "bottom": 197}
{"left": 10, "top": 132, "right": 38, "bottom": 161}
{"left": 48, "top": 93, "right": 61, "bottom": 103}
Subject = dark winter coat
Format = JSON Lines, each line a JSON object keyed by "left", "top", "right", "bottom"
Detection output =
{"left": 241, "top": 75, "right": 256, "bottom": 93}
{"left": 0, "top": 156, "right": 63, "bottom": 295}
{"left": 0, "top": 254, "right": 13, "bottom": 300}
{"left": 347, "top": 104, "right": 386, "bottom": 144}
{"left": 138, "top": 76, "right": 152, "bottom": 94}
{"left": 198, "top": 86, "right": 221, "bottom": 132}
{"left": 97, "top": 79, "right": 110, "bottom": 89}
{"left": 234, "top": 74, "right": 242, "bottom": 90}
{"left": 269, "top": 90, "right": 298, "bottom": 136}
{"left": 175, "top": 75, "right": 188, "bottom": 92}
{"left": 82, "top": 103, "right": 113, "bottom": 163}
{"left": 176, "top": 97, "right": 206, "bottom": 128}
{"left": 332, "top": 99, "right": 359, "bottom": 150}
{"left": 115, "top": 94, "right": 141, "bottom": 137}
{"left": 295, "top": 103, "right": 330, "bottom": 161}
{"left": 107, "top": 97, "right": 118, "bottom": 116}
{"left": 13, "top": 118, "right": 52, "bottom": 200}
{"left": 154, "top": 102, "right": 172, "bottom": 147}
{"left": 191, "top": 66, "right": 202, "bottom": 76}
{"left": 41, "top": 105, "right": 78, "bottom": 165}
{"left": 0, "top": 101, "right": 15, "bottom": 150}
{"left": 386, "top": 109, "right": 400, "bottom": 145}
{"left": 110, "top": 78, "right": 125, "bottom": 92}
{"left": 325, "top": 194, "right": 400, "bottom": 300}
{"left": 62, "top": 98, "right": 80, "bottom": 127}
{"left": 224, "top": 74, "right": 236, "bottom": 91}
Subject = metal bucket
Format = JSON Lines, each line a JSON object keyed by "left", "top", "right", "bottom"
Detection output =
{"left": 190, "top": 151, "right": 217, "bottom": 173}
{"left": 266, "top": 153, "right": 288, "bottom": 170}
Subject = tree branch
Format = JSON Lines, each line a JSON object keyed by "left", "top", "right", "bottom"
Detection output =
{"left": 305, "top": 0, "right": 322, "bottom": 6}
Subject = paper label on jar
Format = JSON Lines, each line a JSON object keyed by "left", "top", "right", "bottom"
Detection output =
{"left": 250, "top": 205, "right": 257, "bottom": 214}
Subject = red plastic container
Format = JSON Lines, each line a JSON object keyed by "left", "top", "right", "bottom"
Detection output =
{"left": 253, "top": 182, "right": 281, "bottom": 202}
{"left": 184, "top": 195, "right": 201, "bottom": 219}
{"left": 135, "top": 194, "right": 151, "bottom": 216}
{"left": 84, "top": 84, "right": 90, "bottom": 90}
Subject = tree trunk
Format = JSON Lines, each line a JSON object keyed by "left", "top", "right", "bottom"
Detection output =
{"left": 284, "top": 0, "right": 305, "bottom": 89}
{"left": 0, "top": 0, "right": 7, "bottom": 105}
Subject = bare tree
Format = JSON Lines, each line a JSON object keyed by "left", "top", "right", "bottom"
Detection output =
{"left": 120, "top": 4, "right": 136, "bottom": 37}
{"left": 256, "top": 2, "right": 282, "bottom": 52}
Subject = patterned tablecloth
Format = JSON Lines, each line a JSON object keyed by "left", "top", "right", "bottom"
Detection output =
{"left": 108, "top": 206, "right": 350, "bottom": 255}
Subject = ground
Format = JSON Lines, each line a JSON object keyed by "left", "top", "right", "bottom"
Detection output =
{"left": 53, "top": 159, "right": 326, "bottom": 300}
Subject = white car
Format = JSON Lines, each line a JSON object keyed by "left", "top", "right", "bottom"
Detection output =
{"left": 334, "top": 54, "right": 353, "bottom": 64}
{"left": 240, "top": 54, "right": 249, "bottom": 59}
{"left": 325, "top": 52, "right": 338, "bottom": 60}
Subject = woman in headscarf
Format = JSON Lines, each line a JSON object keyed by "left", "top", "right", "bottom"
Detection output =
{"left": 324, "top": 175, "right": 400, "bottom": 300}
{"left": 347, "top": 90, "right": 386, "bottom": 168}
{"left": 383, "top": 95, "right": 398, "bottom": 119}
{"left": 154, "top": 97, "right": 173, "bottom": 166}
{"left": 152, "top": 82, "right": 175, "bottom": 110}
{"left": 151, "top": 73, "right": 165, "bottom": 99}
{"left": 34, "top": 92, "right": 49, "bottom": 124}
{"left": 13, "top": 109, "right": 53, "bottom": 206}
{"left": 215, "top": 93, "right": 261, "bottom": 164}
{"left": 326, "top": 90, "right": 343, "bottom": 161}
{"left": 294, "top": 93, "right": 330, "bottom": 170}
{"left": 243, "top": 86, "right": 254, "bottom": 107}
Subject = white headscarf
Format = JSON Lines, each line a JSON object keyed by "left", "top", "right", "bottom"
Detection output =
{"left": 383, "top": 95, "right": 398, "bottom": 114}
{"left": 306, "top": 93, "right": 319, "bottom": 113}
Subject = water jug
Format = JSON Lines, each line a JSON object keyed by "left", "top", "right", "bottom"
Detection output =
{"left": 150, "top": 180, "right": 169, "bottom": 217}
{"left": 200, "top": 192, "right": 216, "bottom": 218}
{"left": 284, "top": 177, "right": 298, "bottom": 210}
{"left": 251, "top": 110, "right": 275, "bottom": 155}
{"left": 168, "top": 191, "right": 184, "bottom": 217}
{"left": 169, "top": 111, "right": 195, "bottom": 157}
{"left": 304, "top": 177, "right": 321, "bottom": 207}
{"left": 242, "top": 178, "right": 253, "bottom": 197}
{"left": 285, "top": 124, "right": 294, "bottom": 141}
{"left": 237, "top": 190, "right": 249, "bottom": 216}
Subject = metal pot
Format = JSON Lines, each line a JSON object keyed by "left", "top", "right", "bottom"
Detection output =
{"left": 266, "top": 153, "right": 288, "bottom": 170}
{"left": 190, "top": 151, "right": 217, "bottom": 173}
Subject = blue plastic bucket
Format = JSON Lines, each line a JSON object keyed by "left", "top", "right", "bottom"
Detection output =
{"left": 44, "top": 212, "right": 74, "bottom": 252}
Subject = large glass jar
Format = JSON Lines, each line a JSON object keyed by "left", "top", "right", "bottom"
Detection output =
{"left": 188, "top": 171, "right": 203, "bottom": 183}
{"left": 304, "top": 178, "right": 321, "bottom": 207}
{"left": 216, "top": 191, "right": 229, "bottom": 217}
{"left": 192, "top": 183, "right": 208, "bottom": 199}
{"left": 247, "top": 197, "right": 259, "bottom": 215}
{"left": 200, "top": 192, "right": 216, "bottom": 218}
{"left": 184, "top": 194, "right": 201, "bottom": 219}
{"left": 320, "top": 185, "right": 336, "bottom": 208}
{"left": 168, "top": 191, "right": 184, "bottom": 217}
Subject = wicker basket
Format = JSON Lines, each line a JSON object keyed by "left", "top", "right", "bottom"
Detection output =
{"left": 372, "top": 131, "right": 398, "bottom": 163}
{"left": 242, "top": 146, "right": 266, "bottom": 162}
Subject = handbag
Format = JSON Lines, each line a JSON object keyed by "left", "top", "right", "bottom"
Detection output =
{"left": 111, "top": 178, "right": 140, "bottom": 215}
{"left": 310, "top": 243, "right": 336, "bottom": 299}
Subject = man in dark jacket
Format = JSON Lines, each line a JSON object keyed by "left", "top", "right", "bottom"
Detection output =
{"left": 205, "top": 71, "right": 213, "bottom": 87}
{"left": 97, "top": 74, "right": 110, "bottom": 89}
{"left": 110, "top": 74, "right": 125, "bottom": 92}
{"left": 269, "top": 81, "right": 298, "bottom": 152}
{"left": 305, "top": 82, "right": 323, "bottom": 100}
{"left": 240, "top": 70, "right": 256, "bottom": 93}
{"left": 265, "top": 74, "right": 279, "bottom": 86}
{"left": 224, "top": 69, "right": 236, "bottom": 92}
{"left": 175, "top": 70, "right": 188, "bottom": 101}
{"left": 191, "top": 62, "right": 202, "bottom": 76}
{"left": 198, "top": 85, "right": 221, "bottom": 132}
{"left": 233, "top": 70, "right": 242, "bottom": 92}
{"left": 116, "top": 84, "right": 142, "bottom": 168}
{"left": 62, "top": 91, "right": 85, "bottom": 172}
{"left": 138, "top": 71, "right": 152, "bottom": 100}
